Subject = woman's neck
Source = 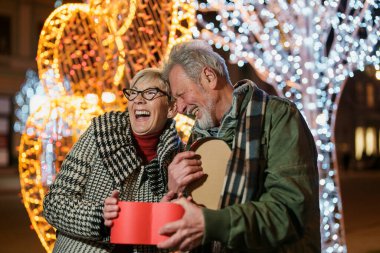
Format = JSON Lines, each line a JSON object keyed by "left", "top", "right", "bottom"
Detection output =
{"left": 132, "top": 130, "right": 163, "bottom": 164}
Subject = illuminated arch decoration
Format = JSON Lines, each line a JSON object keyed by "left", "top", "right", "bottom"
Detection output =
{"left": 18, "top": 1, "right": 195, "bottom": 252}
{"left": 19, "top": 95, "right": 104, "bottom": 250}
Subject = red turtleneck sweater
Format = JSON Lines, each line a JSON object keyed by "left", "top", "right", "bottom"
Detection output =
{"left": 132, "top": 131, "right": 162, "bottom": 164}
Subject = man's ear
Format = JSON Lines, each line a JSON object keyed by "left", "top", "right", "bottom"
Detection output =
{"left": 202, "top": 67, "right": 217, "bottom": 89}
{"left": 167, "top": 101, "right": 177, "bottom": 119}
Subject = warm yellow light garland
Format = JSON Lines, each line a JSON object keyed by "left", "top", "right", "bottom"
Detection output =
{"left": 19, "top": 1, "right": 196, "bottom": 252}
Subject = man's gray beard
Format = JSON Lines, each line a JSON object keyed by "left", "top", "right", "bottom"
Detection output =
{"left": 197, "top": 107, "right": 215, "bottom": 130}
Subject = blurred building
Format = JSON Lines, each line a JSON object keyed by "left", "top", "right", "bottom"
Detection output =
{"left": 335, "top": 66, "right": 380, "bottom": 172}
{"left": 0, "top": 0, "right": 80, "bottom": 167}
{"left": 0, "top": 0, "right": 58, "bottom": 94}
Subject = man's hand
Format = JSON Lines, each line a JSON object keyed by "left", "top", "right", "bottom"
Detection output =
{"left": 103, "top": 190, "right": 120, "bottom": 227}
{"left": 160, "top": 191, "right": 177, "bottom": 202}
{"left": 168, "top": 151, "right": 204, "bottom": 193}
{"left": 157, "top": 197, "right": 205, "bottom": 251}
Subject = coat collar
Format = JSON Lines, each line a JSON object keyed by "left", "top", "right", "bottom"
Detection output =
{"left": 93, "top": 111, "right": 181, "bottom": 192}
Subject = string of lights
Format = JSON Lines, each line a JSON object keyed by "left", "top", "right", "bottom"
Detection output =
{"left": 195, "top": 0, "right": 379, "bottom": 252}
{"left": 14, "top": 70, "right": 46, "bottom": 134}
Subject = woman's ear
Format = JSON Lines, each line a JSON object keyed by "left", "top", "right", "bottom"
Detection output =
{"left": 167, "top": 100, "right": 177, "bottom": 119}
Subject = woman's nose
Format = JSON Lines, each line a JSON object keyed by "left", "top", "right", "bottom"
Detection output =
{"left": 133, "top": 93, "right": 146, "bottom": 103}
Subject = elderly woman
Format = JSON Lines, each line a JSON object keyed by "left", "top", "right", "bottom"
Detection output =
{"left": 43, "top": 68, "right": 182, "bottom": 252}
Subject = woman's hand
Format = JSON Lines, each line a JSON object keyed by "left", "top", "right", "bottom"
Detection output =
{"left": 103, "top": 190, "right": 120, "bottom": 227}
{"left": 160, "top": 191, "right": 177, "bottom": 202}
{"left": 168, "top": 151, "right": 204, "bottom": 193}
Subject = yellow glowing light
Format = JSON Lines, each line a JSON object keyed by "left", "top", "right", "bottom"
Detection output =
{"left": 174, "top": 114, "right": 194, "bottom": 143}
{"left": 84, "top": 93, "right": 99, "bottom": 105}
{"left": 365, "top": 127, "right": 377, "bottom": 156}
{"left": 22, "top": 1, "right": 196, "bottom": 252}
{"left": 101, "top": 91, "right": 116, "bottom": 103}
{"left": 19, "top": 97, "right": 104, "bottom": 252}
{"left": 36, "top": 3, "right": 126, "bottom": 111}
{"left": 376, "top": 70, "right": 380, "bottom": 80}
{"left": 166, "top": 0, "right": 196, "bottom": 59}
{"left": 36, "top": 4, "right": 90, "bottom": 96}
{"left": 89, "top": 0, "right": 137, "bottom": 88}
{"left": 355, "top": 127, "right": 365, "bottom": 160}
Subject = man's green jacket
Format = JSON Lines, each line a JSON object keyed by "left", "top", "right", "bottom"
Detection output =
{"left": 187, "top": 80, "right": 321, "bottom": 252}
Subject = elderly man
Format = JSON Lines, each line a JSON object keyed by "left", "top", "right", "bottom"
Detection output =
{"left": 159, "top": 40, "right": 321, "bottom": 253}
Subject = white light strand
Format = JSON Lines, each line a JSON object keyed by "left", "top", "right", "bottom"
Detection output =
{"left": 195, "top": 1, "right": 379, "bottom": 252}
{"left": 14, "top": 70, "right": 47, "bottom": 134}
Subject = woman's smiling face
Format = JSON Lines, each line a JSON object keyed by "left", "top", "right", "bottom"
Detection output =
{"left": 127, "top": 76, "right": 174, "bottom": 136}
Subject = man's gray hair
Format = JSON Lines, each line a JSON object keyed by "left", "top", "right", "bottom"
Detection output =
{"left": 163, "top": 40, "right": 231, "bottom": 84}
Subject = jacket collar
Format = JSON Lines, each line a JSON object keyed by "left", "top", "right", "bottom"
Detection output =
{"left": 93, "top": 111, "right": 181, "bottom": 190}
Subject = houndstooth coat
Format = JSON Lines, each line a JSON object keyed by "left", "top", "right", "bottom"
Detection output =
{"left": 43, "top": 111, "right": 183, "bottom": 253}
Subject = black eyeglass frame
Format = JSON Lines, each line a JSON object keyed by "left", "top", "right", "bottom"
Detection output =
{"left": 122, "top": 87, "right": 171, "bottom": 101}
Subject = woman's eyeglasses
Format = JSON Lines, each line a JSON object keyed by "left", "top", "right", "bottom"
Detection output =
{"left": 123, "top": 87, "right": 171, "bottom": 101}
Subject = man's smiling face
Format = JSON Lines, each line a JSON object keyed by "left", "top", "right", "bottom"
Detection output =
{"left": 169, "top": 64, "right": 217, "bottom": 129}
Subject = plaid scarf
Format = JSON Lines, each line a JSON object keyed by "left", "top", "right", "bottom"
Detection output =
{"left": 220, "top": 81, "right": 268, "bottom": 206}
{"left": 93, "top": 111, "right": 182, "bottom": 195}
{"left": 187, "top": 80, "right": 268, "bottom": 206}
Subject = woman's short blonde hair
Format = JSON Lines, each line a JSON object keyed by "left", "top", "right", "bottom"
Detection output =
{"left": 130, "top": 68, "right": 170, "bottom": 95}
